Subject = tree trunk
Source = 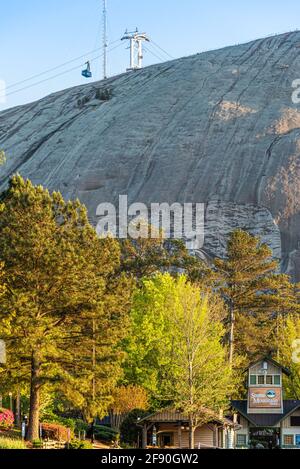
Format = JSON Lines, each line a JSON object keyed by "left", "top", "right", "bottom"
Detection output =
{"left": 15, "top": 389, "right": 21, "bottom": 428}
{"left": 229, "top": 300, "right": 235, "bottom": 366}
{"left": 26, "top": 353, "right": 41, "bottom": 441}
{"left": 189, "top": 417, "right": 195, "bottom": 449}
{"left": 142, "top": 424, "right": 148, "bottom": 449}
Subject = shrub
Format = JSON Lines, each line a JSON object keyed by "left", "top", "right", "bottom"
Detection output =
{"left": 87, "top": 424, "right": 118, "bottom": 442}
{"left": 0, "top": 408, "right": 14, "bottom": 429}
{"left": 41, "top": 422, "right": 70, "bottom": 442}
{"left": 95, "top": 87, "right": 112, "bottom": 101}
{"left": 120, "top": 409, "right": 149, "bottom": 447}
{"left": 68, "top": 439, "right": 93, "bottom": 450}
{"left": 0, "top": 437, "right": 27, "bottom": 449}
{"left": 32, "top": 439, "right": 43, "bottom": 448}
{"left": 41, "top": 415, "right": 88, "bottom": 435}
{"left": 0, "top": 429, "right": 21, "bottom": 439}
{"left": 74, "top": 419, "right": 89, "bottom": 434}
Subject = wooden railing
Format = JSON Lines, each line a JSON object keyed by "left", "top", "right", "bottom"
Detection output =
{"left": 42, "top": 440, "right": 66, "bottom": 450}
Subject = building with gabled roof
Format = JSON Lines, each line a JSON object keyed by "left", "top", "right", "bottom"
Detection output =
{"left": 138, "top": 407, "right": 240, "bottom": 449}
{"left": 231, "top": 357, "right": 300, "bottom": 449}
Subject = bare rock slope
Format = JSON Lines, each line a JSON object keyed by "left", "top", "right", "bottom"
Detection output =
{"left": 1, "top": 32, "right": 300, "bottom": 278}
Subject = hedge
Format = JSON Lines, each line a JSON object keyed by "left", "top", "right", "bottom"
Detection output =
{"left": 41, "top": 422, "right": 70, "bottom": 442}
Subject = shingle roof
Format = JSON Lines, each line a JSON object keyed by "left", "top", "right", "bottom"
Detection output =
{"left": 231, "top": 400, "right": 300, "bottom": 427}
{"left": 139, "top": 407, "right": 236, "bottom": 427}
{"left": 245, "top": 356, "right": 291, "bottom": 376}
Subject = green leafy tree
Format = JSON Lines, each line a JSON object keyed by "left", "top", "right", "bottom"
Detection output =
{"left": 277, "top": 315, "right": 300, "bottom": 399}
{"left": 0, "top": 175, "right": 132, "bottom": 440}
{"left": 161, "top": 275, "right": 234, "bottom": 448}
{"left": 122, "top": 274, "right": 175, "bottom": 399}
{"left": 124, "top": 274, "right": 235, "bottom": 448}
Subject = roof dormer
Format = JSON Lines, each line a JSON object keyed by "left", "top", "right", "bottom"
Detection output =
{"left": 246, "top": 357, "right": 290, "bottom": 415}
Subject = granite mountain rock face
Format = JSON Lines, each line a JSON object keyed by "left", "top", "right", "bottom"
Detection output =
{"left": 1, "top": 32, "right": 300, "bottom": 278}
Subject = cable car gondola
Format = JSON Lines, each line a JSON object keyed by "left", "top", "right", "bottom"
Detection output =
{"left": 82, "top": 61, "right": 92, "bottom": 78}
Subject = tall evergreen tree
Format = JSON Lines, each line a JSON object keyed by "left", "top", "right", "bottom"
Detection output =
{"left": 0, "top": 175, "right": 132, "bottom": 440}
{"left": 209, "top": 230, "right": 298, "bottom": 364}
{"left": 120, "top": 230, "right": 201, "bottom": 281}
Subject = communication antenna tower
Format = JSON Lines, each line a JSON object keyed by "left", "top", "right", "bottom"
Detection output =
{"left": 103, "top": 0, "right": 108, "bottom": 79}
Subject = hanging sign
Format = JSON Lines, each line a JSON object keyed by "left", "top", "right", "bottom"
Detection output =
{"left": 249, "top": 387, "right": 281, "bottom": 408}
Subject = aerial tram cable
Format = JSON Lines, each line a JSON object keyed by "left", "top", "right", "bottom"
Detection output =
{"left": 1, "top": 42, "right": 123, "bottom": 99}
{"left": 144, "top": 45, "right": 167, "bottom": 63}
{"left": 5, "top": 38, "right": 121, "bottom": 91}
{"left": 148, "top": 38, "right": 174, "bottom": 60}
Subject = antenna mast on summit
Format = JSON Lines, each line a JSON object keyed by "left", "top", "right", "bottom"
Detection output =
{"left": 103, "top": 0, "right": 108, "bottom": 79}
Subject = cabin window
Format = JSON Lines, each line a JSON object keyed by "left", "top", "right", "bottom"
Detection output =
{"left": 236, "top": 434, "right": 247, "bottom": 447}
{"left": 274, "top": 375, "right": 281, "bottom": 385}
{"left": 250, "top": 375, "right": 256, "bottom": 385}
{"left": 258, "top": 375, "right": 265, "bottom": 385}
{"left": 283, "top": 435, "right": 294, "bottom": 446}
{"left": 250, "top": 374, "right": 281, "bottom": 385}
{"left": 290, "top": 416, "right": 300, "bottom": 426}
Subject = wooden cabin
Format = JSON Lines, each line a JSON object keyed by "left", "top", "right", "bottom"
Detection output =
{"left": 232, "top": 357, "right": 300, "bottom": 449}
{"left": 138, "top": 407, "right": 239, "bottom": 449}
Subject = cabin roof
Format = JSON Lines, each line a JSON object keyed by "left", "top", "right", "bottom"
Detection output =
{"left": 231, "top": 400, "right": 300, "bottom": 427}
{"left": 245, "top": 356, "right": 291, "bottom": 376}
{"left": 138, "top": 406, "right": 236, "bottom": 428}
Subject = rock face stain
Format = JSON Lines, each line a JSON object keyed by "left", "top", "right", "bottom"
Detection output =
{"left": 1, "top": 31, "right": 300, "bottom": 278}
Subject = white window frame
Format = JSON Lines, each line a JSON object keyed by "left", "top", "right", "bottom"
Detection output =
{"left": 283, "top": 434, "right": 294, "bottom": 446}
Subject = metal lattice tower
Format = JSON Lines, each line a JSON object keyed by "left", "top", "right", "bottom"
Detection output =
{"left": 103, "top": 0, "right": 108, "bottom": 79}
{"left": 121, "top": 28, "right": 150, "bottom": 71}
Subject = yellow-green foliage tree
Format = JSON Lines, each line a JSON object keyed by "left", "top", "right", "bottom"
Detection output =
{"left": 109, "top": 385, "right": 148, "bottom": 432}
{"left": 277, "top": 315, "right": 300, "bottom": 399}
{"left": 163, "top": 275, "right": 234, "bottom": 449}
{"left": 0, "top": 175, "right": 132, "bottom": 440}
{"left": 124, "top": 274, "right": 235, "bottom": 448}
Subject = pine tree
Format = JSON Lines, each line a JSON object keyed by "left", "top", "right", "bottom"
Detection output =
{"left": 0, "top": 175, "right": 132, "bottom": 440}
{"left": 210, "top": 230, "right": 298, "bottom": 364}
{"left": 119, "top": 229, "right": 201, "bottom": 281}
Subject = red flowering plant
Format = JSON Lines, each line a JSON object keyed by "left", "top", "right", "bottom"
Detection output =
{"left": 0, "top": 408, "right": 14, "bottom": 429}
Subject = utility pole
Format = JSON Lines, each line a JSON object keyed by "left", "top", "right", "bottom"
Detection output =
{"left": 121, "top": 28, "right": 150, "bottom": 71}
{"left": 103, "top": 0, "right": 108, "bottom": 79}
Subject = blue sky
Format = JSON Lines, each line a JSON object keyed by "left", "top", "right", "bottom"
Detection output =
{"left": 1, "top": 0, "right": 300, "bottom": 110}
